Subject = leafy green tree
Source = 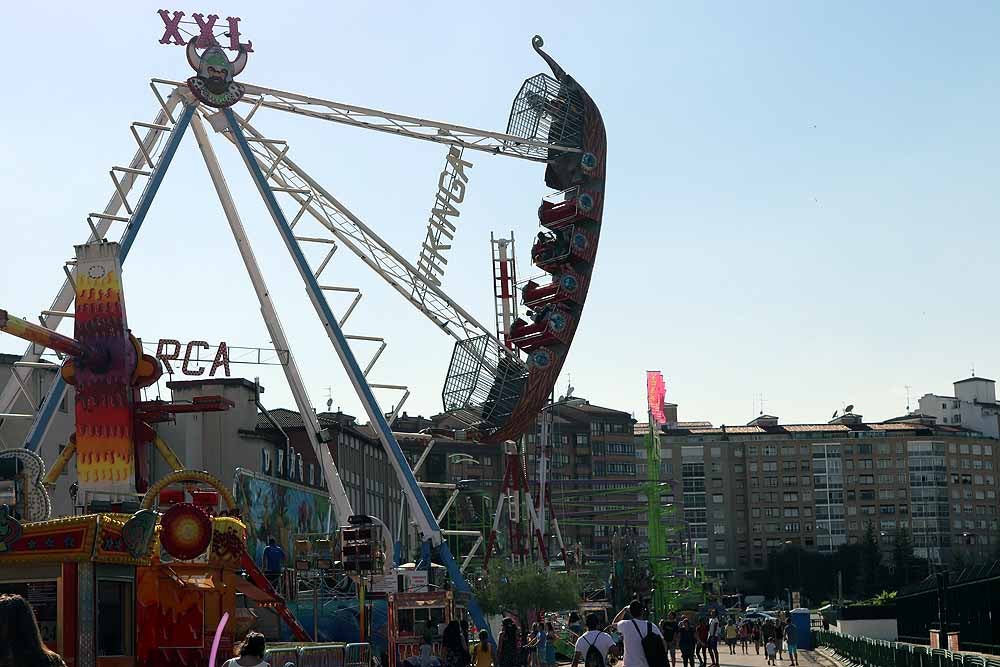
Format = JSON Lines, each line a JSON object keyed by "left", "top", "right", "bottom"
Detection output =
{"left": 475, "top": 562, "right": 580, "bottom": 632}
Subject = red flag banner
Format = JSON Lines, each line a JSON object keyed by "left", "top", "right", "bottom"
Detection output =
{"left": 646, "top": 371, "right": 667, "bottom": 426}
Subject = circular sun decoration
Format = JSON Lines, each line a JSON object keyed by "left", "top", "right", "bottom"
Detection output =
{"left": 160, "top": 502, "right": 212, "bottom": 560}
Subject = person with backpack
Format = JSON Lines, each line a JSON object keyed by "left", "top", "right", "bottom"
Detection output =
{"left": 572, "top": 613, "right": 616, "bottom": 667}
{"left": 611, "top": 600, "right": 665, "bottom": 667}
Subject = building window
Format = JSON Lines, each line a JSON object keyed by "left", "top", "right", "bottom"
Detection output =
{"left": 712, "top": 494, "right": 724, "bottom": 503}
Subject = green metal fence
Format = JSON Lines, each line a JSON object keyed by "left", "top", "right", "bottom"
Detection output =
{"left": 813, "top": 631, "right": 1000, "bottom": 667}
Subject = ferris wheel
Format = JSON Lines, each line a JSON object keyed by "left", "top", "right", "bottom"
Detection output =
{"left": 0, "top": 24, "right": 606, "bottom": 635}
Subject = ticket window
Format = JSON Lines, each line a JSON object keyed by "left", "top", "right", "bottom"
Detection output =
{"left": 397, "top": 606, "right": 446, "bottom": 640}
{"left": 96, "top": 569, "right": 134, "bottom": 658}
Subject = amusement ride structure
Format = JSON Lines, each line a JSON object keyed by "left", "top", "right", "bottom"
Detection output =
{"left": 0, "top": 15, "right": 607, "bottom": 649}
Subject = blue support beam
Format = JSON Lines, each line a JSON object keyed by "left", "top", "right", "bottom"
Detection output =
{"left": 23, "top": 104, "right": 196, "bottom": 452}
{"left": 222, "top": 108, "right": 492, "bottom": 640}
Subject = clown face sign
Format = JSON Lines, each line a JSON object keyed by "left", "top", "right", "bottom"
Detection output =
{"left": 186, "top": 37, "right": 248, "bottom": 108}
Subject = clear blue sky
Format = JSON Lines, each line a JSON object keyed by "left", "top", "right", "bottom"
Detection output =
{"left": 2, "top": 1, "right": 999, "bottom": 428}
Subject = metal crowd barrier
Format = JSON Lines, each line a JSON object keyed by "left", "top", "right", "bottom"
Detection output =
{"left": 814, "top": 631, "right": 1000, "bottom": 667}
{"left": 346, "top": 642, "right": 372, "bottom": 667}
{"left": 264, "top": 643, "right": 360, "bottom": 667}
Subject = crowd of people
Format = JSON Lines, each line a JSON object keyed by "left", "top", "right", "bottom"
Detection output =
{"left": 488, "top": 600, "right": 801, "bottom": 667}
{"left": 1, "top": 586, "right": 802, "bottom": 667}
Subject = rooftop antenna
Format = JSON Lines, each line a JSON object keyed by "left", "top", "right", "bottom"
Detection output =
{"left": 971, "top": 363, "right": 976, "bottom": 378}
{"left": 565, "top": 373, "right": 574, "bottom": 399}
{"left": 905, "top": 385, "right": 912, "bottom": 412}
{"left": 324, "top": 386, "right": 333, "bottom": 411}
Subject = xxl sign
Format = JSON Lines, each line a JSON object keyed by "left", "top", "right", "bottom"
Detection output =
{"left": 157, "top": 9, "right": 253, "bottom": 51}
{"left": 154, "top": 339, "right": 231, "bottom": 377}
{"left": 415, "top": 146, "right": 472, "bottom": 290}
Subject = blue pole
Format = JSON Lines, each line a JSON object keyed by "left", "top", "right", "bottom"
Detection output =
{"left": 222, "top": 108, "right": 492, "bottom": 640}
{"left": 23, "top": 104, "right": 196, "bottom": 452}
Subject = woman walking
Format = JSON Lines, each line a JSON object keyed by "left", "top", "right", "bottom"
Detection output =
{"left": 496, "top": 619, "right": 520, "bottom": 667}
{"left": 473, "top": 630, "right": 495, "bottom": 667}
{"left": 443, "top": 621, "right": 471, "bottom": 667}
{"left": 0, "top": 594, "right": 66, "bottom": 667}
{"left": 544, "top": 622, "right": 557, "bottom": 667}
{"left": 223, "top": 632, "right": 268, "bottom": 667}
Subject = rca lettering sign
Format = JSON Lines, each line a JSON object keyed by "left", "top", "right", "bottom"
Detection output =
{"left": 154, "top": 339, "right": 231, "bottom": 377}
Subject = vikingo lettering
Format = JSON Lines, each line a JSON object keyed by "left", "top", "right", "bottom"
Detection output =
{"left": 415, "top": 146, "right": 472, "bottom": 289}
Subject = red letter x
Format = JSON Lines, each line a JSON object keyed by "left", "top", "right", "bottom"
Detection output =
{"left": 157, "top": 9, "right": 185, "bottom": 46}
{"left": 192, "top": 13, "right": 219, "bottom": 48}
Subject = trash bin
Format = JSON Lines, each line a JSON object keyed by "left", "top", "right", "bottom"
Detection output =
{"left": 790, "top": 608, "right": 812, "bottom": 651}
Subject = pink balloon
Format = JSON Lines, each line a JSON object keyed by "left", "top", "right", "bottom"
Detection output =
{"left": 209, "top": 611, "right": 230, "bottom": 667}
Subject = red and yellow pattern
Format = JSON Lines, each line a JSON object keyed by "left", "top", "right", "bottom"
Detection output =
{"left": 161, "top": 503, "right": 212, "bottom": 560}
{"left": 73, "top": 244, "right": 137, "bottom": 493}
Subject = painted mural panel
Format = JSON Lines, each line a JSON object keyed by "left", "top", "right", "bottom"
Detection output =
{"left": 233, "top": 469, "right": 332, "bottom": 565}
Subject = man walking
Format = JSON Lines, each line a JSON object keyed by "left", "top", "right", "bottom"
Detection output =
{"left": 572, "top": 614, "right": 617, "bottom": 667}
{"left": 660, "top": 611, "right": 678, "bottom": 667}
{"left": 677, "top": 616, "right": 697, "bottom": 667}
{"left": 612, "top": 600, "right": 664, "bottom": 667}
{"left": 706, "top": 610, "right": 720, "bottom": 667}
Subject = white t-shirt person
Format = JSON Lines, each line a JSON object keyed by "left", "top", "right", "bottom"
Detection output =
{"left": 574, "top": 630, "right": 617, "bottom": 664}
{"left": 616, "top": 618, "right": 664, "bottom": 667}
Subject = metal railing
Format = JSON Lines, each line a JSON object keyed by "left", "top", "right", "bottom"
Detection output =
{"left": 263, "top": 642, "right": 362, "bottom": 667}
{"left": 814, "top": 631, "right": 1000, "bottom": 667}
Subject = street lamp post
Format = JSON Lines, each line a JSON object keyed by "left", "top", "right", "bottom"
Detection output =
{"left": 784, "top": 539, "right": 802, "bottom": 606}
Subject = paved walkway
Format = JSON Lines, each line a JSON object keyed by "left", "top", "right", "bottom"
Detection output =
{"left": 555, "top": 648, "right": 837, "bottom": 667}
{"left": 672, "top": 646, "right": 835, "bottom": 667}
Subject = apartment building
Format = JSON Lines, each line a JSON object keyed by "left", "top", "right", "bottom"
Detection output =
{"left": 919, "top": 376, "right": 1000, "bottom": 438}
{"left": 522, "top": 397, "right": 637, "bottom": 557}
{"left": 658, "top": 411, "right": 998, "bottom": 583}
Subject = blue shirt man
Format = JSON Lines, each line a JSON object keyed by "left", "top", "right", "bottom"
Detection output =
{"left": 262, "top": 536, "right": 286, "bottom": 574}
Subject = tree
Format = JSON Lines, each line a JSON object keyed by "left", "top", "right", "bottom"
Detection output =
{"left": 475, "top": 562, "right": 580, "bottom": 633}
{"left": 892, "top": 527, "right": 915, "bottom": 589}
{"left": 858, "top": 521, "right": 883, "bottom": 598}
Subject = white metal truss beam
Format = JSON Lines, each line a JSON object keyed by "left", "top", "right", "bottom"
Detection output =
{"left": 189, "top": 109, "right": 355, "bottom": 526}
{"left": 208, "top": 107, "right": 495, "bottom": 342}
{"left": 152, "top": 78, "right": 581, "bottom": 162}
{"left": 0, "top": 86, "right": 185, "bottom": 432}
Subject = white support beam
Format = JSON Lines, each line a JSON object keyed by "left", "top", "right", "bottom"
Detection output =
{"left": 461, "top": 535, "right": 483, "bottom": 572}
{"left": 189, "top": 109, "right": 355, "bottom": 525}
{"left": 436, "top": 488, "right": 461, "bottom": 523}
